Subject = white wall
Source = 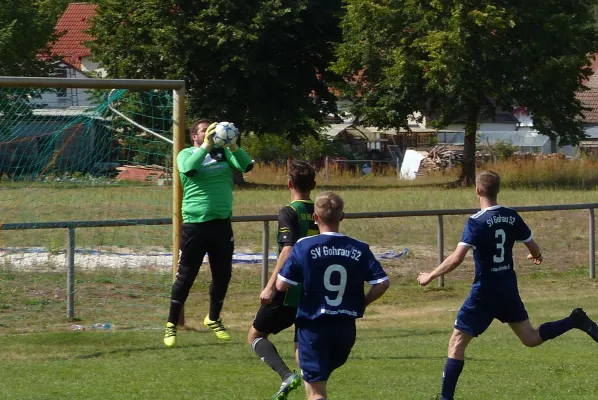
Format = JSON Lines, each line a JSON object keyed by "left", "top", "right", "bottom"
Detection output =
{"left": 30, "top": 65, "right": 93, "bottom": 108}
{"left": 81, "top": 56, "right": 106, "bottom": 77}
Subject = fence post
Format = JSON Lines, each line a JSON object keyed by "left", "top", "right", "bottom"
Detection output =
{"left": 67, "top": 227, "right": 76, "bottom": 320}
{"left": 590, "top": 208, "right": 595, "bottom": 279}
{"left": 261, "top": 221, "right": 270, "bottom": 289}
{"left": 437, "top": 215, "right": 445, "bottom": 287}
{"left": 325, "top": 156, "right": 329, "bottom": 180}
{"left": 396, "top": 157, "right": 400, "bottom": 180}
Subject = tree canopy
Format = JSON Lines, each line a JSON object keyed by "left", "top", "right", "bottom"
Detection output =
{"left": 89, "top": 0, "right": 343, "bottom": 138}
{"left": 0, "top": 0, "right": 58, "bottom": 76}
{"left": 333, "top": 0, "right": 598, "bottom": 184}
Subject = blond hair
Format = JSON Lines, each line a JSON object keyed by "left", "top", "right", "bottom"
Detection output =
{"left": 476, "top": 170, "right": 501, "bottom": 200}
{"left": 315, "top": 191, "right": 344, "bottom": 225}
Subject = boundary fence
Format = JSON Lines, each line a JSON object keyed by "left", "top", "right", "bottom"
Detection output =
{"left": 1, "top": 203, "right": 596, "bottom": 320}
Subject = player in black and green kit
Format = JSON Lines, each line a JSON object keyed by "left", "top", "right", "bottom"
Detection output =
{"left": 164, "top": 119, "right": 253, "bottom": 347}
{"left": 248, "top": 161, "right": 318, "bottom": 400}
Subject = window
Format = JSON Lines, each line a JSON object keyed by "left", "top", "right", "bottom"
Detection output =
{"left": 53, "top": 67, "right": 67, "bottom": 98}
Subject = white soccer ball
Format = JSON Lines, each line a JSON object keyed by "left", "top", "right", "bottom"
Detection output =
{"left": 213, "top": 122, "right": 239, "bottom": 148}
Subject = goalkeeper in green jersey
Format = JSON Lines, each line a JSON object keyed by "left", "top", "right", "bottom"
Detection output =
{"left": 164, "top": 119, "right": 253, "bottom": 347}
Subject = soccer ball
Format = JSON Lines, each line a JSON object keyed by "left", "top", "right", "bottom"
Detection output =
{"left": 212, "top": 122, "right": 239, "bottom": 148}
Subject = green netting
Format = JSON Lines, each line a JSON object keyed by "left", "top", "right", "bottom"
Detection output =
{"left": 0, "top": 84, "right": 177, "bottom": 332}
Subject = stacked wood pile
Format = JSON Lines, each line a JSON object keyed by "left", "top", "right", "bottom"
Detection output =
{"left": 116, "top": 165, "right": 170, "bottom": 182}
{"left": 417, "top": 146, "right": 568, "bottom": 176}
{"left": 512, "top": 152, "right": 566, "bottom": 161}
{"left": 418, "top": 145, "right": 464, "bottom": 174}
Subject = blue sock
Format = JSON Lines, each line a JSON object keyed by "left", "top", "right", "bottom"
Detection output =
{"left": 539, "top": 317, "right": 574, "bottom": 341}
{"left": 441, "top": 358, "right": 464, "bottom": 400}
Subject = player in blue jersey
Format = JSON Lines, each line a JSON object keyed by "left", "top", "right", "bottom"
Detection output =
{"left": 417, "top": 171, "right": 598, "bottom": 400}
{"left": 276, "top": 192, "right": 390, "bottom": 400}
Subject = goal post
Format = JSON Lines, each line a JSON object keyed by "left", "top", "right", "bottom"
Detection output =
{"left": 0, "top": 76, "right": 185, "bottom": 325}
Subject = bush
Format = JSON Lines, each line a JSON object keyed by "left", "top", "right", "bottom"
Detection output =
{"left": 243, "top": 132, "right": 346, "bottom": 163}
{"left": 242, "top": 133, "right": 292, "bottom": 164}
{"left": 492, "top": 140, "right": 518, "bottom": 160}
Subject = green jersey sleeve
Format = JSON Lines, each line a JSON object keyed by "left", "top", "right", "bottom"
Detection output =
{"left": 177, "top": 147, "right": 209, "bottom": 175}
{"left": 224, "top": 147, "right": 253, "bottom": 172}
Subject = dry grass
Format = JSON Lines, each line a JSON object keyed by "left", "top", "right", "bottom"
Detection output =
{"left": 245, "top": 158, "right": 598, "bottom": 189}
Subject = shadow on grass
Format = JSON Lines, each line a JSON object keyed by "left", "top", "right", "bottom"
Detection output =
{"left": 73, "top": 341, "right": 229, "bottom": 360}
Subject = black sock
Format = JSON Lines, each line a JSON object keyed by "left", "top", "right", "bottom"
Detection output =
{"left": 539, "top": 317, "right": 574, "bottom": 341}
{"left": 441, "top": 358, "right": 464, "bottom": 400}
{"left": 209, "top": 299, "right": 224, "bottom": 321}
{"left": 252, "top": 337, "right": 292, "bottom": 380}
{"left": 168, "top": 300, "right": 183, "bottom": 325}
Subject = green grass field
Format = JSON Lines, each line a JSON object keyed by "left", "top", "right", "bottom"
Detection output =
{"left": 1, "top": 165, "right": 598, "bottom": 399}
{"left": 1, "top": 270, "right": 597, "bottom": 399}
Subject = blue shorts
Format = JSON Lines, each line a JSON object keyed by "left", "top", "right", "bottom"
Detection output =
{"left": 455, "top": 289, "right": 529, "bottom": 337}
{"left": 296, "top": 318, "right": 356, "bottom": 383}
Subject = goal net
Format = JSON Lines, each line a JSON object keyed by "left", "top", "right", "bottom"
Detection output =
{"left": 0, "top": 77, "right": 185, "bottom": 331}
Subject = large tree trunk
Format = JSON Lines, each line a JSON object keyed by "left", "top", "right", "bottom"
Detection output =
{"left": 458, "top": 106, "right": 479, "bottom": 186}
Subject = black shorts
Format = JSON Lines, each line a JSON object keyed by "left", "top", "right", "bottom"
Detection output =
{"left": 253, "top": 290, "right": 297, "bottom": 337}
{"left": 179, "top": 219, "right": 234, "bottom": 268}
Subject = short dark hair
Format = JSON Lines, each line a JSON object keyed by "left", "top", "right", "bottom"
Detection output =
{"left": 476, "top": 170, "right": 500, "bottom": 200}
{"left": 189, "top": 119, "right": 211, "bottom": 141}
{"left": 289, "top": 161, "right": 316, "bottom": 193}
{"left": 315, "top": 192, "right": 344, "bottom": 225}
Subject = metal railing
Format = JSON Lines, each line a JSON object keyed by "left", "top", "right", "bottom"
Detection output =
{"left": 1, "top": 203, "right": 596, "bottom": 320}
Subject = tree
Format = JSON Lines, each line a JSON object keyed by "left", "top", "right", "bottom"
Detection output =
{"left": 0, "top": 1, "right": 57, "bottom": 77}
{"left": 89, "top": 0, "right": 343, "bottom": 139}
{"left": 0, "top": 0, "right": 59, "bottom": 139}
{"left": 333, "top": 0, "right": 598, "bottom": 185}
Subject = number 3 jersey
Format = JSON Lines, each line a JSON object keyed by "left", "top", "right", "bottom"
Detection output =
{"left": 459, "top": 205, "right": 532, "bottom": 290}
{"left": 278, "top": 232, "right": 388, "bottom": 321}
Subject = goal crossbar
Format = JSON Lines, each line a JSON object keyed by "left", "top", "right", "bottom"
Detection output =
{"left": 0, "top": 76, "right": 185, "bottom": 90}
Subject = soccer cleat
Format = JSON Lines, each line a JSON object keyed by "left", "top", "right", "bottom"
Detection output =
{"left": 204, "top": 316, "right": 231, "bottom": 341}
{"left": 272, "top": 372, "right": 301, "bottom": 400}
{"left": 570, "top": 308, "right": 598, "bottom": 342}
{"left": 164, "top": 322, "right": 177, "bottom": 347}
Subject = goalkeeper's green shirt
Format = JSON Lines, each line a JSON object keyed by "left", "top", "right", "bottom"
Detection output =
{"left": 177, "top": 146, "right": 253, "bottom": 223}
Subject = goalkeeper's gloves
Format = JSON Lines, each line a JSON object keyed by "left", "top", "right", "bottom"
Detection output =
{"left": 201, "top": 122, "right": 217, "bottom": 151}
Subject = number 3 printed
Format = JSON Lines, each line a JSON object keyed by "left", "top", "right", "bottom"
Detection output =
{"left": 323, "top": 264, "right": 347, "bottom": 306}
{"left": 494, "top": 229, "right": 506, "bottom": 263}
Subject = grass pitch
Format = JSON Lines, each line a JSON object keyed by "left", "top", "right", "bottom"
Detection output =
{"left": 1, "top": 270, "right": 597, "bottom": 399}
{"left": 1, "top": 164, "right": 597, "bottom": 399}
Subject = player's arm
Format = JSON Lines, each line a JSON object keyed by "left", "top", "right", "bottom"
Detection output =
{"left": 260, "top": 245, "right": 292, "bottom": 304}
{"left": 260, "top": 207, "right": 300, "bottom": 303}
{"left": 417, "top": 244, "right": 470, "bottom": 287}
{"left": 276, "top": 276, "right": 294, "bottom": 292}
{"left": 515, "top": 214, "right": 542, "bottom": 265}
{"left": 224, "top": 133, "right": 253, "bottom": 172}
{"left": 179, "top": 123, "right": 217, "bottom": 174}
{"left": 275, "top": 246, "right": 302, "bottom": 292}
{"left": 524, "top": 239, "right": 543, "bottom": 265}
{"left": 178, "top": 148, "right": 210, "bottom": 175}
{"left": 363, "top": 246, "right": 390, "bottom": 308}
{"left": 365, "top": 280, "right": 390, "bottom": 307}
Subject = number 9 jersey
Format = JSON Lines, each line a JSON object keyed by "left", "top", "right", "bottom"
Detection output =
{"left": 277, "top": 232, "right": 388, "bottom": 321}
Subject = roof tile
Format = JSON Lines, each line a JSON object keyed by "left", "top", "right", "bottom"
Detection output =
{"left": 50, "top": 3, "right": 98, "bottom": 69}
{"left": 577, "top": 89, "right": 598, "bottom": 124}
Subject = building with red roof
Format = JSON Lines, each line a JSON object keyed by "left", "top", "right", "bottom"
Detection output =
{"left": 34, "top": 3, "right": 100, "bottom": 108}
{"left": 50, "top": 2, "right": 98, "bottom": 71}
